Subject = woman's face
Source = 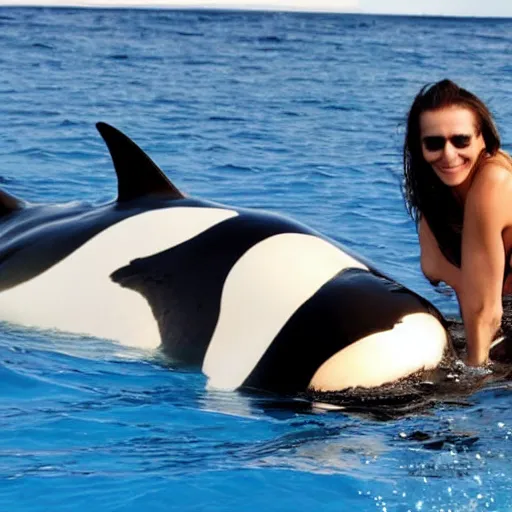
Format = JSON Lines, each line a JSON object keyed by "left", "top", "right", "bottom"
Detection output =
{"left": 419, "top": 106, "right": 486, "bottom": 189}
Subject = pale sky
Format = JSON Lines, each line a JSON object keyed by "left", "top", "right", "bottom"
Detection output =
{"left": 1, "top": 0, "right": 512, "bottom": 17}
{"left": 361, "top": 0, "right": 512, "bottom": 18}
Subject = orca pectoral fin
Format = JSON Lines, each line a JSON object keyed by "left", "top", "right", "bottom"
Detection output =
{"left": 96, "top": 122, "right": 185, "bottom": 203}
{"left": 0, "top": 188, "right": 24, "bottom": 216}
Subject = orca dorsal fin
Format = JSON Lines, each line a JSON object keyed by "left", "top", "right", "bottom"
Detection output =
{"left": 0, "top": 188, "right": 24, "bottom": 217}
{"left": 96, "top": 122, "right": 184, "bottom": 203}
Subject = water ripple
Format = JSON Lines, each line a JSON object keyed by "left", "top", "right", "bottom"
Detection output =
{"left": 1, "top": 8, "right": 512, "bottom": 512}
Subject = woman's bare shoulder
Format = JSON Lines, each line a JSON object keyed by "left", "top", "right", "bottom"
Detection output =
{"left": 471, "top": 152, "right": 512, "bottom": 197}
{"left": 480, "top": 150, "right": 512, "bottom": 177}
{"left": 467, "top": 152, "right": 512, "bottom": 227}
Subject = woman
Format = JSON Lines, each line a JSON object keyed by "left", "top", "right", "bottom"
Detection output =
{"left": 403, "top": 79, "right": 512, "bottom": 366}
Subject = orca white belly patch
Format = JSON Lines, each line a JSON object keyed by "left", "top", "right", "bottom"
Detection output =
{"left": 203, "top": 233, "right": 369, "bottom": 390}
{"left": 0, "top": 207, "right": 237, "bottom": 348}
{"left": 309, "top": 312, "right": 447, "bottom": 391}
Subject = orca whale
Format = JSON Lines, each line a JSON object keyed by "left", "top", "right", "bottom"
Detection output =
{"left": 0, "top": 123, "right": 451, "bottom": 394}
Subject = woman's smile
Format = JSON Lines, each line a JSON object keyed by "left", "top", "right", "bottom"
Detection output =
{"left": 437, "top": 161, "right": 469, "bottom": 174}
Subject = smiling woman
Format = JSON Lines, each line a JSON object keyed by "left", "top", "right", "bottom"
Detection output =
{"left": 402, "top": 79, "right": 512, "bottom": 366}
{"left": 420, "top": 107, "right": 486, "bottom": 190}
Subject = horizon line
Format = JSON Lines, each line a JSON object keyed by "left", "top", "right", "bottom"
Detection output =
{"left": 0, "top": 1, "right": 510, "bottom": 19}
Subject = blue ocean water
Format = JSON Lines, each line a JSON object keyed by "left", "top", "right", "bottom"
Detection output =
{"left": 1, "top": 7, "right": 512, "bottom": 511}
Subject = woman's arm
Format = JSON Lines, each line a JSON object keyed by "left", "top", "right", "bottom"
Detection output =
{"left": 460, "top": 164, "right": 512, "bottom": 365}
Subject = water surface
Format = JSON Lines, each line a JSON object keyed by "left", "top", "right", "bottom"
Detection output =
{"left": 1, "top": 8, "right": 512, "bottom": 511}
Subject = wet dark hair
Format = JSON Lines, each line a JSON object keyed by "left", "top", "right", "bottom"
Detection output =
{"left": 403, "top": 79, "right": 501, "bottom": 267}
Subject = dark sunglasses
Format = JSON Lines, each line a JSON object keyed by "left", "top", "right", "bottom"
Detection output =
{"left": 422, "top": 134, "right": 473, "bottom": 152}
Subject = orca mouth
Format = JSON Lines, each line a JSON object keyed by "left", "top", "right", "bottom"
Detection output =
{"left": 301, "top": 357, "right": 499, "bottom": 420}
{"left": 303, "top": 304, "right": 512, "bottom": 419}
